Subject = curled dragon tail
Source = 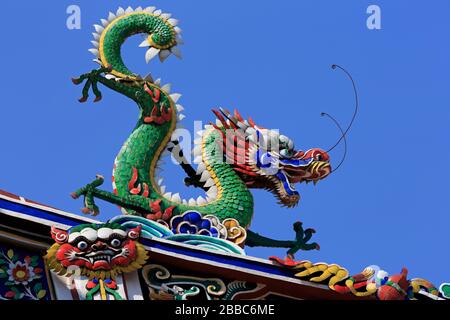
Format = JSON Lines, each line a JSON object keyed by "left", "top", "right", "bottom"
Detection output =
{"left": 89, "top": 6, "right": 182, "bottom": 80}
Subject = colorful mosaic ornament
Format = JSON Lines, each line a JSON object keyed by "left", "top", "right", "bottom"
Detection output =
{"left": 168, "top": 211, "right": 227, "bottom": 238}
{"left": 109, "top": 215, "right": 246, "bottom": 255}
{"left": 45, "top": 223, "right": 148, "bottom": 300}
{"left": 69, "top": 5, "right": 332, "bottom": 258}
{"left": 143, "top": 264, "right": 265, "bottom": 300}
{"left": 156, "top": 211, "right": 246, "bottom": 247}
{"left": 0, "top": 246, "right": 50, "bottom": 300}
{"left": 270, "top": 257, "right": 444, "bottom": 300}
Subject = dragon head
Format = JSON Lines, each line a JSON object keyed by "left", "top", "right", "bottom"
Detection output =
{"left": 211, "top": 109, "right": 331, "bottom": 207}
{"left": 45, "top": 223, "right": 147, "bottom": 279}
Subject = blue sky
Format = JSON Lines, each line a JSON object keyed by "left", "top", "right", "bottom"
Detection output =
{"left": 0, "top": 1, "right": 448, "bottom": 285}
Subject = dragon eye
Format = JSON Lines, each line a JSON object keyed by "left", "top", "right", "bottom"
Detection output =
{"left": 77, "top": 241, "right": 88, "bottom": 250}
{"left": 110, "top": 238, "right": 122, "bottom": 247}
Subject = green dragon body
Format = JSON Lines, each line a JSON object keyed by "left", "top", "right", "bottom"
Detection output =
{"left": 72, "top": 6, "right": 332, "bottom": 255}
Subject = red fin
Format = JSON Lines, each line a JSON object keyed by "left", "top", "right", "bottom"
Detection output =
{"left": 128, "top": 167, "right": 139, "bottom": 191}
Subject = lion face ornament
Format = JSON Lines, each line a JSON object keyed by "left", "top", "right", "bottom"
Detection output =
{"left": 45, "top": 223, "right": 148, "bottom": 279}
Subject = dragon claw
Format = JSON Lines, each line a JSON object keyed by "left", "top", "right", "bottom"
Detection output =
{"left": 72, "top": 77, "right": 83, "bottom": 85}
{"left": 70, "top": 192, "right": 79, "bottom": 199}
{"left": 286, "top": 221, "right": 320, "bottom": 257}
{"left": 81, "top": 207, "right": 92, "bottom": 214}
{"left": 293, "top": 221, "right": 303, "bottom": 232}
{"left": 72, "top": 175, "right": 104, "bottom": 216}
{"left": 73, "top": 68, "right": 109, "bottom": 102}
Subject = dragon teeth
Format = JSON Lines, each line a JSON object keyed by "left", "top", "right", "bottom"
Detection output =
{"left": 176, "top": 35, "right": 184, "bottom": 45}
{"left": 196, "top": 163, "right": 206, "bottom": 175}
{"left": 88, "top": 48, "right": 99, "bottom": 57}
{"left": 154, "top": 78, "right": 161, "bottom": 86}
{"left": 159, "top": 49, "right": 171, "bottom": 62}
{"left": 174, "top": 27, "right": 182, "bottom": 34}
{"left": 161, "top": 83, "right": 171, "bottom": 93}
{"left": 177, "top": 114, "right": 185, "bottom": 121}
{"left": 153, "top": 9, "right": 162, "bottom": 16}
{"left": 94, "top": 24, "right": 104, "bottom": 33}
{"left": 139, "top": 39, "right": 150, "bottom": 47}
{"left": 171, "top": 193, "right": 181, "bottom": 203}
{"left": 116, "top": 7, "right": 125, "bottom": 16}
{"left": 206, "top": 186, "right": 218, "bottom": 198}
{"left": 145, "top": 47, "right": 160, "bottom": 63}
{"left": 199, "top": 170, "right": 211, "bottom": 182}
{"left": 159, "top": 185, "right": 166, "bottom": 194}
{"left": 163, "top": 192, "right": 172, "bottom": 199}
{"left": 144, "top": 73, "right": 154, "bottom": 82}
{"left": 101, "top": 19, "right": 109, "bottom": 27}
{"left": 176, "top": 104, "right": 184, "bottom": 112}
{"left": 108, "top": 12, "right": 116, "bottom": 21}
{"left": 204, "top": 178, "right": 215, "bottom": 188}
{"left": 135, "top": 6, "right": 143, "bottom": 12}
{"left": 196, "top": 196, "right": 206, "bottom": 205}
{"left": 188, "top": 198, "right": 196, "bottom": 206}
{"left": 171, "top": 47, "right": 182, "bottom": 59}
{"left": 160, "top": 13, "right": 171, "bottom": 20}
{"left": 144, "top": 6, "right": 156, "bottom": 13}
{"left": 91, "top": 41, "right": 99, "bottom": 48}
{"left": 168, "top": 18, "right": 178, "bottom": 26}
{"left": 125, "top": 6, "right": 134, "bottom": 14}
{"left": 170, "top": 93, "right": 182, "bottom": 103}
{"left": 92, "top": 33, "right": 101, "bottom": 41}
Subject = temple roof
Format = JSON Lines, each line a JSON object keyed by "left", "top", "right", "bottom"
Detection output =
{"left": 0, "top": 188, "right": 446, "bottom": 300}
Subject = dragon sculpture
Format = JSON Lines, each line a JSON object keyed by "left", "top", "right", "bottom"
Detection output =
{"left": 71, "top": 6, "right": 332, "bottom": 256}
